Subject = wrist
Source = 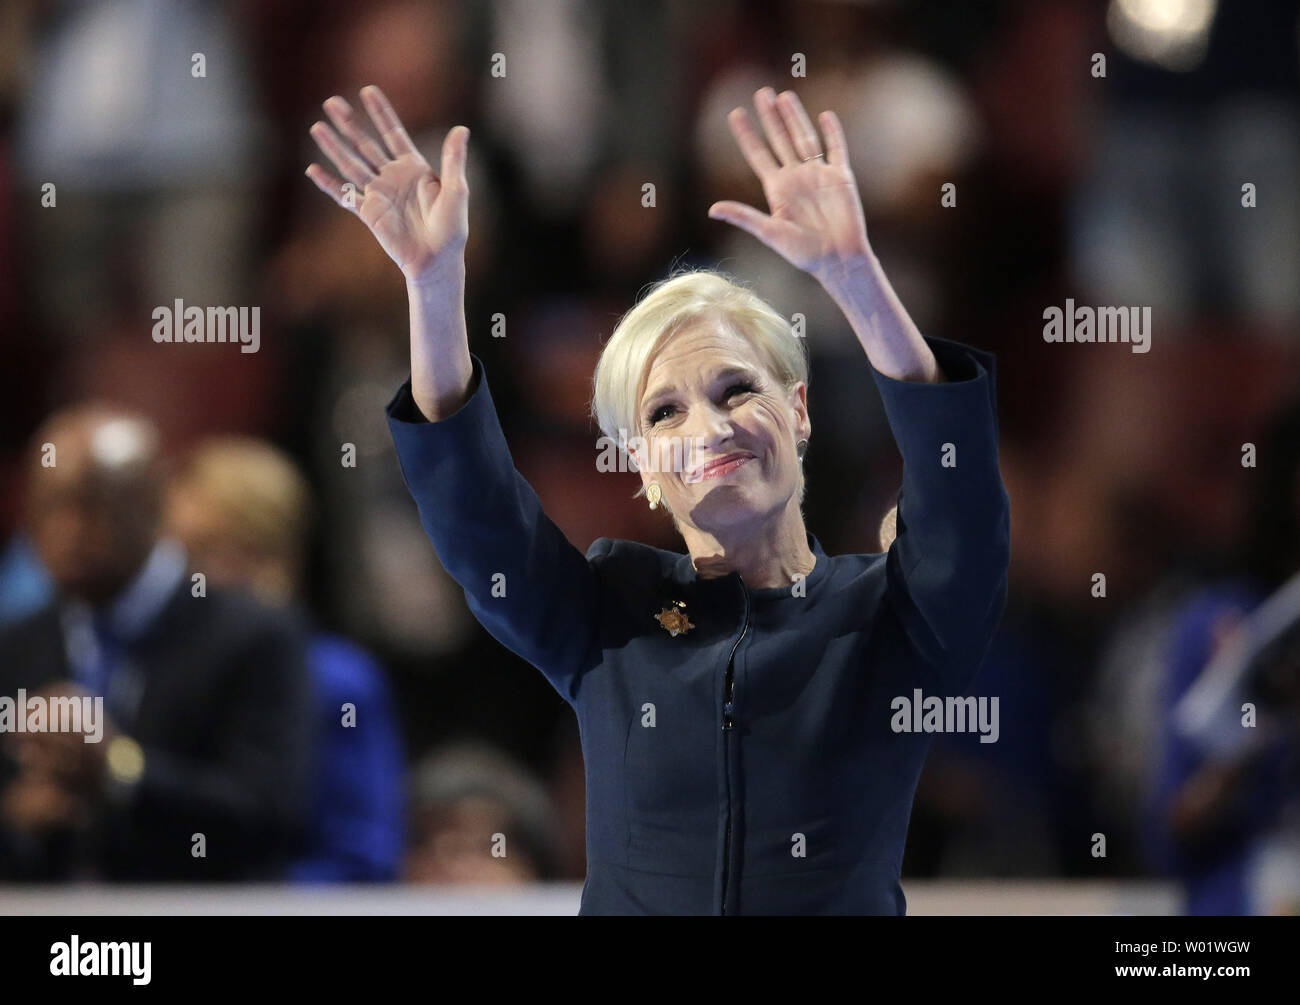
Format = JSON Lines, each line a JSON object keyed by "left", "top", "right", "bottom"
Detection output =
{"left": 404, "top": 257, "right": 465, "bottom": 293}
{"left": 411, "top": 355, "right": 475, "bottom": 422}
{"left": 816, "top": 252, "right": 881, "bottom": 300}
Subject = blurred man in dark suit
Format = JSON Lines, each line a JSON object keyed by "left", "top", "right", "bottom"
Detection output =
{"left": 0, "top": 405, "right": 314, "bottom": 880}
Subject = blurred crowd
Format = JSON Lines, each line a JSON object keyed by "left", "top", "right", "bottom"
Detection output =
{"left": 0, "top": 0, "right": 1298, "bottom": 912}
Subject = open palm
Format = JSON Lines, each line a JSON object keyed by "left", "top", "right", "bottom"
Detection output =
{"left": 709, "top": 88, "right": 873, "bottom": 284}
{"left": 306, "top": 85, "right": 469, "bottom": 283}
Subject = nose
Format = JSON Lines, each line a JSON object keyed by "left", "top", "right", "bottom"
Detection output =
{"left": 680, "top": 401, "right": 735, "bottom": 473}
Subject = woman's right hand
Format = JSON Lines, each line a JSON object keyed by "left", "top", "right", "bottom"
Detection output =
{"left": 306, "top": 85, "right": 470, "bottom": 285}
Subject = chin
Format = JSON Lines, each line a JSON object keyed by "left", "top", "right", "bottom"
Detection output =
{"left": 685, "top": 483, "right": 786, "bottom": 532}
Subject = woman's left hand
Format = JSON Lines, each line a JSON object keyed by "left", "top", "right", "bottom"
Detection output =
{"left": 709, "top": 87, "right": 873, "bottom": 286}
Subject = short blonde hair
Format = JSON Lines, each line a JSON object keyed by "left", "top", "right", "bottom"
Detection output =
{"left": 175, "top": 437, "right": 314, "bottom": 574}
{"left": 591, "top": 268, "right": 809, "bottom": 505}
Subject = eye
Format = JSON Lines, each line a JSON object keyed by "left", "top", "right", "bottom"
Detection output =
{"left": 647, "top": 403, "right": 676, "bottom": 426}
{"left": 645, "top": 379, "right": 756, "bottom": 427}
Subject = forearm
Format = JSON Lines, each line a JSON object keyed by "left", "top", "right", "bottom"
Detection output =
{"left": 870, "top": 335, "right": 1008, "bottom": 680}
{"left": 386, "top": 361, "right": 605, "bottom": 696}
{"left": 407, "top": 259, "right": 474, "bottom": 421}
{"left": 820, "top": 254, "right": 944, "bottom": 384}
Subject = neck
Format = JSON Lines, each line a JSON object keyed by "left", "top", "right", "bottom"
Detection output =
{"left": 680, "top": 497, "right": 816, "bottom": 590}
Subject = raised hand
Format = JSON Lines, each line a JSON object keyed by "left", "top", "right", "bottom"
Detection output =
{"left": 708, "top": 87, "right": 873, "bottom": 286}
{"left": 306, "top": 85, "right": 470, "bottom": 284}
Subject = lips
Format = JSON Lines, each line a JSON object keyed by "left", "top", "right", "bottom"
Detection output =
{"left": 686, "top": 452, "right": 755, "bottom": 483}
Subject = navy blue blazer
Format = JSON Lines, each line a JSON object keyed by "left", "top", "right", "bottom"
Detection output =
{"left": 386, "top": 333, "right": 1010, "bottom": 915}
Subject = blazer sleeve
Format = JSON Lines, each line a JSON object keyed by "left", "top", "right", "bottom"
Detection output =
{"left": 871, "top": 334, "right": 1011, "bottom": 688}
{"left": 385, "top": 354, "right": 606, "bottom": 703}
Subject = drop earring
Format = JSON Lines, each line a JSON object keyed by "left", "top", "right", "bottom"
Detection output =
{"left": 647, "top": 483, "right": 662, "bottom": 510}
{"left": 796, "top": 438, "right": 809, "bottom": 460}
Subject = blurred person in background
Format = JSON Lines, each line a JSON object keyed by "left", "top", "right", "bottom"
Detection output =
{"left": 3, "top": 1, "right": 286, "bottom": 462}
{"left": 405, "top": 741, "right": 564, "bottom": 883}
{"left": 168, "top": 437, "right": 405, "bottom": 882}
{"left": 0, "top": 406, "right": 313, "bottom": 880}
{"left": 1148, "top": 392, "right": 1300, "bottom": 914}
{"left": 13, "top": 0, "right": 265, "bottom": 340}
{"left": 1071, "top": 0, "right": 1300, "bottom": 329}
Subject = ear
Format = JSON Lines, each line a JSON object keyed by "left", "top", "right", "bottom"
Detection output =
{"left": 628, "top": 438, "right": 666, "bottom": 504}
{"left": 635, "top": 458, "right": 654, "bottom": 496}
{"left": 789, "top": 382, "right": 811, "bottom": 443}
{"left": 625, "top": 434, "right": 650, "bottom": 482}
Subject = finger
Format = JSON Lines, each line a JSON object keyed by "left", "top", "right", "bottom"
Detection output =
{"left": 778, "top": 90, "right": 823, "bottom": 161}
{"left": 360, "top": 84, "right": 421, "bottom": 159}
{"left": 439, "top": 125, "right": 470, "bottom": 193}
{"left": 309, "top": 120, "right": 374, "bottom": 189}
{"left": 708, "top": 200, "right": 775, "bottom": 242}
{"left": 726, "top": 107, "right": 779, "bottom": 181}
{"left": 324, "top": 95, "right": 391, "bottom": 173}
{"left": 819, "top": 110, "right": 850, "bottom": 168}
{"left": 708, "top": 200, "right": 804, "bottom": 257}
{"left": 305, "top": 163, "right": 362, "bottom": 215}
{"left": 754, "top": 87, "right": 798, "bottom": 166}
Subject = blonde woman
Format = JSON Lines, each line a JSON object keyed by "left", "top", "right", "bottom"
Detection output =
{"left": 307, "top": 85, "right": 1009, "bottom": 915}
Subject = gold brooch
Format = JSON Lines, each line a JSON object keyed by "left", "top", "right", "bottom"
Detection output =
{"left": 654, "top": 600, "right": 695, "bottom": 637}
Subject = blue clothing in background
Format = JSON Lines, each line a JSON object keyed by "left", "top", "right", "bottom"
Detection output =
{"left": 0, "top": 534, "right": 54, "bottom": 628}
{"left": 1150, "top": 579, "right": 1292, "bottom": 914}
{"left": 288, "top": 632, "right": 405, "bottom": 882}
{"left": 0, "top": 537, "right": 403, "bottom": 882}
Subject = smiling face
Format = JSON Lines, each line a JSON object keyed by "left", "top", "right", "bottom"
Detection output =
{"left": 634, "top": 319, "right": 810, "bottom": 535}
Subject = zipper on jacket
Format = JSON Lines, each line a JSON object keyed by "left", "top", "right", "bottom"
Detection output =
{"left": 720, "top": 574, "right": 750, "bottom": 915}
